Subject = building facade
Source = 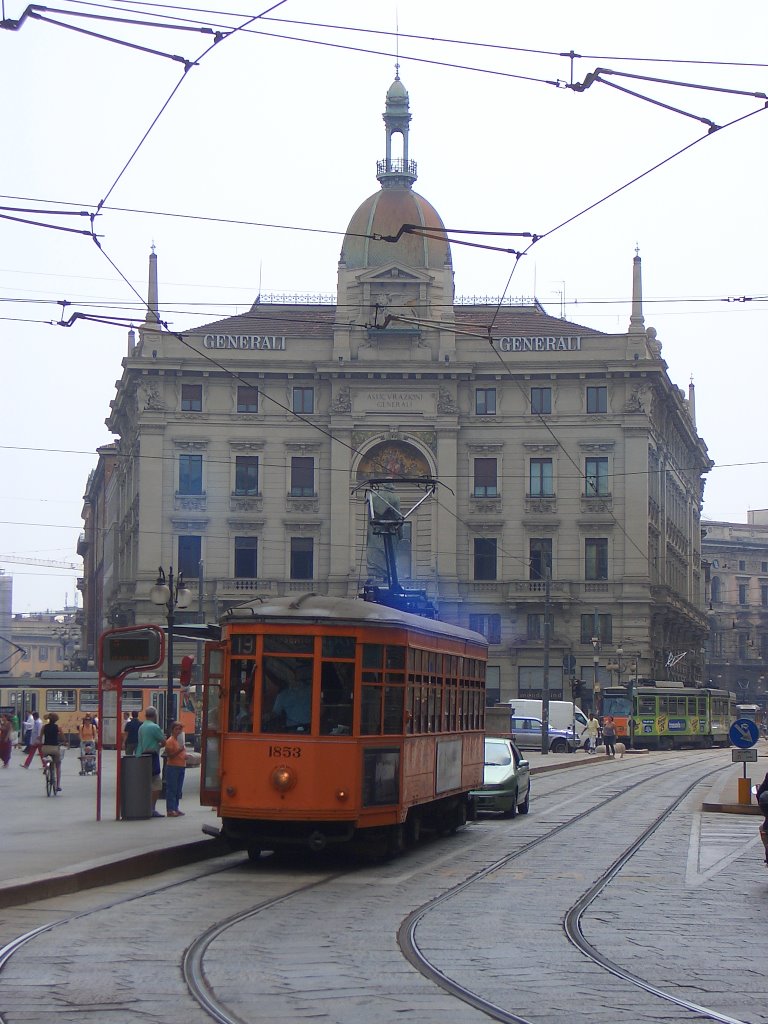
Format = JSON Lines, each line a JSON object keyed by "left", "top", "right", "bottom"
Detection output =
{"left": 86, "top": 76, "right": 712, "bottom": 708}
{"left": 703, "top": 510, "right": 768, "bottom": 711}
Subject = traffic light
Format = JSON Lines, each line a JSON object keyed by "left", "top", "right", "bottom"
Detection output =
{"left": 571, "top": 676, "right": 583, "bottom": 698}
{"left": 179, "top": 655, "right": 194, "bottom": 690}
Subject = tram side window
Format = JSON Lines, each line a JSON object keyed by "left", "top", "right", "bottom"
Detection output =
{"left": 262, "top": 656, "right": 313, "bottom": 734}
{"left": 638, "top": 695, "right": 656, "bottom": 715}
{"left": 228, "top": 659, "right": 255, "bottom": 732}
{"left": 123, "top": 689, "right": 144, "bottom": 712}
{"left": 47, "top": 689, "right": 76, "bottom": 711}
{"left": 320, "top": 660, "right": 354, "bottom": 735}
{"left": 361, "top": 644, "right": 405, "bottom": 735}
{"left": 80, "top": 689, "right": 99, "bottom": 714}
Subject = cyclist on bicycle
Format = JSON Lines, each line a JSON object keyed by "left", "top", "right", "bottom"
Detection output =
{"left": 41, "top": 713, "right": 63, "bottom": 792}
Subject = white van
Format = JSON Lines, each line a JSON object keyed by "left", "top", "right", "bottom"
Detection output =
{"left": 506, "top": 699, "right": 589, "bottom": 734}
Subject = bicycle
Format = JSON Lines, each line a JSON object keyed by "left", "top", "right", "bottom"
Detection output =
{"left": 42, "top": 754, "right": 57, "bottom": 796}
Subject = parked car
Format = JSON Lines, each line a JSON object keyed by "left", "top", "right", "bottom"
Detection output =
{"left": 471, "top": 736, "right": 531, "bottom": 817}
{"left": 509, "top": 715, "right": 579, "bottom": 754}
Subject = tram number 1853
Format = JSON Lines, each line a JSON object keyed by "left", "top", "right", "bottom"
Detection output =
{"left": 268, "top": 745, "right": 302, "bottom": 758}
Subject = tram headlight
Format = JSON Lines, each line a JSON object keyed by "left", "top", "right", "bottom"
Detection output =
{"left": 335, "top": 788, "right": 349, "bottom": 802}
{"left": 270, "top": 764, "right": 297, "bottom": 793}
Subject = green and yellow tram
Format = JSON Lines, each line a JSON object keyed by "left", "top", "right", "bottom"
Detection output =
{"left": 601, "top": 684, "right": 736, "bottom": 749}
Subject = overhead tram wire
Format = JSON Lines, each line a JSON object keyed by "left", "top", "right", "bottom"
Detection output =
{"left": 54, "top": 3, "right": 768, "bottom": 70}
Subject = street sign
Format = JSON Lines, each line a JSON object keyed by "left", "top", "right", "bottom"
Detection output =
{"left": 732, "top": 748, "right": 758, "bottom": 763}
{"left": 729, "top": 718, "right": 760, "bottom": 749}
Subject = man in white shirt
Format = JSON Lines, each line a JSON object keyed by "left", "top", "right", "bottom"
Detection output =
{"left": 22, "top": 712, "right": 44, "bottom": 767}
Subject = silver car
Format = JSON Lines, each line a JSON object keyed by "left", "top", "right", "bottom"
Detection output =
{"left": 509, "top": 715, "right": 579, "bottom": 754}
{"left": 471, "top": 736, "right": 531, "bottom": 817}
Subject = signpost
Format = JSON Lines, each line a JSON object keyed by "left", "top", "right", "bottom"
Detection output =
{"left": 729, "top": 718, "right": 760, "bottom": 805}
{"left": 97, "top": 625, "right": 165, "bottom": 821}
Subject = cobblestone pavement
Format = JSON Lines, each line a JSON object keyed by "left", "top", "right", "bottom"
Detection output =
{"left": 1, "top": 750, "right": 763, "bottom": 1024}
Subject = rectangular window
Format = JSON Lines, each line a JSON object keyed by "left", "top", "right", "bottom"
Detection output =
{"left": 529, "top": 458, "right": 553, "bottom": 496}
{"left": 738, "top": 583, "right": 748, "bottom": 605}
{"left": 529, "top": 538, "right": 552, "bottom": 581}
{"left": 290, "top": 537, "right": 314, "bottom": 580}
{"left": 762, "top": 562, "right": 768, "bottom": 573}
{"left": 178, "top": 454, "right": 203, "bottom": 495}
{"left": 527, "top": 613, "right": 543, "bottom": 640}
{"left": 739, "top": 560, "right": 746, "bottom": 572}
{"left": 585, "top": 457, "right": 609, "bottom": 496}
{"left": 468, "top": 613, "right": 501, "bottom": 644}
{"left": 473, "top": 458, "right": 498, "bottom": 497}
{"left": 234, "top": 536, "right": 258, "bottom": 579}
{"left": 585, "top": 538, "right": 609, "bottom": 580}
{"left": 474, "top": 538, "right": 497, "bottom": 581}
{"left": 181, "top": 383, "right": 202, "bottom": 411}
{"left": 39, "top": 646, "right": 49, "bottom": 662}
{"left": 234, "top": 455, "right": 259, "bottom": 495}
{"left": 475, "top": 388, "right": 496, "bottom": 415}
{"left": 531, "top": 387, "right": 551, "bottom": 414}
{"left": 761, "top": 584, "right": 768, "bottom": 607}
{"left": 581, "top": 613, "right": 612, "bottom": 645}
{"left": 178, "top": 535, "right": 201, "bottom": 578}
{"left": 236, "top": 385, "right": 259, "bottom": 413}
{"left": 586, "top": 385, "right": 607, "bottom": 413}
{"left": 292, "top": 386, "right": 314, "bottom": 414}
{"left": 290, "top": 456, "right": 314, "bottom": 496}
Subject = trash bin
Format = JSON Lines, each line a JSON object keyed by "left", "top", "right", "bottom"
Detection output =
{"left": 121, "top": 755, "right": 152, "bottom": 820}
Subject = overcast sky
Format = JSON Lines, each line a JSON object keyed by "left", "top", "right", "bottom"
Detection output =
{"left": 2, "top": 0, "right": 767, "bottom": 613}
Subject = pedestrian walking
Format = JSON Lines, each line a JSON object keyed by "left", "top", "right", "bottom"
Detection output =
{"left": 122, "top": 711, "right": 141, "bottom": 756}
{"left": 41, "top": 713, "right": 63, "bottom": 792}
{"left": 164, "top": 721, "right": 187, "bottom": 817}
{"left": 134, "top": 707, "right": 166, "bottom": 817}
{"left": 79, "top": 715, "right": 98, "bottom": 749}
{"left": 22, "top": 711, "right": 34, "bottom": 751}
{"left": 602, "top": 715, "right": 617, "bottom": 757}
{"left": 21, "top": 712, "right": 44, "bottom": 768}
{"left": 0, "top": 715, "right": 12, "bottom": 767}
{"left": 581, "top": 712, "right": 600, "bottom": 753}
{"left": 757, "top": 771, "right": 768, "bottom": 865}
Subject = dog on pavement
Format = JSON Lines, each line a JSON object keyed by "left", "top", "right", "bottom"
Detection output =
{"left": 593, "top": 742, "right": 626, "bottom": 759}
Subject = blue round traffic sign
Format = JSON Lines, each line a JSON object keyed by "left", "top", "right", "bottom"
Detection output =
{"left": 729, "top": 718, "right": 760, "bottom": 748}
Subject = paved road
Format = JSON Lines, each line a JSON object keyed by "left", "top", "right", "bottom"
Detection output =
{"left": 1, "top": 748, "right": 765, "bottom": 1024}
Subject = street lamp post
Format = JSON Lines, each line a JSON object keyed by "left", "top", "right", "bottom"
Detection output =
{"left": 150, "top": 567, "right": 192, "bottom": 733}
{"left": 591, "top": 636, "right": 601, "bottom": 716}
{"left": 53, "top": 621, "right": 80, "bottom": 671}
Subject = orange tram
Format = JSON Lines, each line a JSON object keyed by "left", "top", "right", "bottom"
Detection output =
{"left": 198, "top": 594, "right": 488, "bottom": 858}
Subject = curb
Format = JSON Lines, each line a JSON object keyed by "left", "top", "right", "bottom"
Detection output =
{"left": 530, "top": 754, "right": 612, "bottom": 775}
{"left": 701, "top": 802, "right": 762, "bottom": 816}
{"left": 0, "top": 837, "right": 225, "bottom": 911}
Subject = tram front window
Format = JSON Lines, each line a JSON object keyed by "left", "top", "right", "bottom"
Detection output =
{"left": 262, "top": 657, "right": 313, "bottom": 733}
{"left": 603, "top": 695, "right": 632, "bottom": 717}
{"left": 228, "top": 659, "right": 255, "bottom": 732}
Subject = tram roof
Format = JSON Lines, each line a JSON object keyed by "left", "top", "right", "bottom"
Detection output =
{"left": 223, "top": 593, "right": 487, "bottom": 647}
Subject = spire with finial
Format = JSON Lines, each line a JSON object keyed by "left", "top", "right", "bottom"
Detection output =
{"left": 688, "top": 375, "right": 697, "bottom": 426}
{"left": 145, "top": 243, "right": 160, "bottom": 325}
{"left": 629, "top": 245, "right": 645, "bottom": 335}
{"left": 376, "top": 69, "right": 417, "bottom": 189}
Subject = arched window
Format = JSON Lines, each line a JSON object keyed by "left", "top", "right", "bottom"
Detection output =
{"left": 710, "top": 576, "right": 722, "bottom": 604}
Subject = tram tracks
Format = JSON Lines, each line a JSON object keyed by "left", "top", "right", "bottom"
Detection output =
{"left": 0, "top": 754, "right": 740, "bottom": 1024}
{"left": 399, "top": 753, "right": 747, "bottom": 1024}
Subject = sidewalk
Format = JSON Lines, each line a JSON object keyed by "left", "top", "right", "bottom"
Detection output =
{"left": 0, "top": 745, "right": 223, "bottom": 908}
{"left": 700, "top": 742, "right": 768, "bottom": 815}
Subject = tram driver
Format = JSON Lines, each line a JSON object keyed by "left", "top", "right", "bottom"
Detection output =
{"left": 265, "top": 663, "right": 312, "bottom": 733}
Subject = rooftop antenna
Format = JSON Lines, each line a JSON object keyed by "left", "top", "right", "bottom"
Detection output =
{"left": 256, "top": 260, "right": 262, "bottom": 305}
{"left": 395, "top": 8, "right": 400, "bottom": 77}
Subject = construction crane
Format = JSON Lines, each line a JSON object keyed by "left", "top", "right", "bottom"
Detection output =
{"left": 0, "top": 555, "right": 80, "bottom": 569}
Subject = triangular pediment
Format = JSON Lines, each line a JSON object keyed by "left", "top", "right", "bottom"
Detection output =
{"left": 354, "top": 262, "right": 433, "bottom": 286}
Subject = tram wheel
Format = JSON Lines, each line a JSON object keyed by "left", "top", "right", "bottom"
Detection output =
{"left": 246, "top": 844, "right": 262, "bottom": 863}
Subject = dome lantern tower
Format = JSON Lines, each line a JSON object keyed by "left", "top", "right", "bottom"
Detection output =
{"left": 376, "top": 68, "right": 417, "bottom": 189}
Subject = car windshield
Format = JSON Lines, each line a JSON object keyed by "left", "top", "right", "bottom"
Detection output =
{"left": 484, "top": 740, "right": 511, "bottom": 766}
